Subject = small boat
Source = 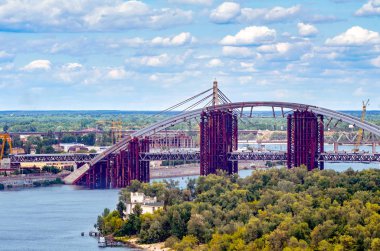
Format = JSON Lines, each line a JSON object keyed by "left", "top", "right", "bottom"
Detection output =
{"left": 98, "top": 236, "right": 106, "bottom": 248}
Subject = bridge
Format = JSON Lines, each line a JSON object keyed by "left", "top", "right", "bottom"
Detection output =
{"left": 14, "top": 81, "right": 380, "bottom": 189}
{"left": 11, "top": 151, "right": 380, "bottom": 163}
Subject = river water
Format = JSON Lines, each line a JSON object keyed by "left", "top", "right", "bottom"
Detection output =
{"left": 1, "top": 162, "right": 379, "bottom": 251}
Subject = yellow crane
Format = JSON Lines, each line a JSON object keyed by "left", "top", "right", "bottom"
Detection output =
{"left": 0, "top": 133, "right": 12, "bottom": 160}
{"left": 96, "top": 118, "right": 123, "bottom": 144}
{"left": 111, "top": 120, "right": 123, "bottom": 144}
{"left": 353, "top": 99, "right": 369, "bottom": 153}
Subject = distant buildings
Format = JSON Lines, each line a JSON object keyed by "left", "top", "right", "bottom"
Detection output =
{"left": 68, "top": 145, "right": 89, "bottom": 153}
{"left": 12, "top": 147, "right": 25, "bottom": 155}
{"left": 59, "top": 143, "right": 107, "bottom": 153}
{"left": 124, "top": 192, "right": 164, "bottom": 217}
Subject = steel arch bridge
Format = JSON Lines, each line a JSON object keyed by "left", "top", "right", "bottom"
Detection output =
{"left": 62, "top": 100, "right": 380, "bottom": 189}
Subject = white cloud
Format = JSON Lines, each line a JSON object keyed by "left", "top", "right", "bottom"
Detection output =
{"left": 169, "top": 0, "right": 213, "bottom": 5}
{"left": 0, "top": 0, "right": 193, "bottom": 32}
{"left": 151, "top": 32, "right": 195, "bottom": 47}
{"left": 0, "top": 51, "right": 13, "bottom": 62}
{"left": 22, "top": 60, "right": 51, "bottom": 71}
{"left": 84, "top": 2, "right": 193, "bottom": 30}
{"left": 149, "top": 74, "right": 159, "bottom": 81}
{"left": 355, "top": 0, "right": 380, "bottom": 16}
{"left": 240, "top": 5, "right": 301, "bottom": 23}
{"left": 63, "top": 63, "right": 83, "bottom": 70}
{"left": 107, "top": 68, "right": 128, "bottom": 79}
{"left": 353, "top": 87, "right": 366, "bottom": 96}
{"left": 207, "top": 58, "right": 224, "bottom": 67}
{"left": 220, "top": 26, "right": 276, "bottom": 46}
{"left": 131, "top": 54, "right": 170, "bottom": 67}
{"left": 326, "top": 26, "right": 380, "bottom": 46}
{"left": 274, "top": 89, "right": 289, "bottom": 98}
{"left": 210, "top": 3, "right": 301, "bottom": 24}
{"left": 371, "top": 56, "right": 380, "bottom": 67}
{"left": 257, "top": 43, "right": 292, "bottom": 54}
{"left": 222, "top": 46, "right": 256, "bottom": 58}
{"left": 209, "top": 2, "right": 241, "bottom": 23}
{"left": 238, "top": 76, "right": 253, "bottom": 84}
{"left": 119, "top": 32, "right": 196, "bottom": 48}
{"left": 297, "top": 23, "right": 318, "bottom": 36}
{"left": 256, "top": 42, "right": 311, "bottom": 62}
{"left": 126, "top": 51, "right": 192, "bottom": 68}
{"left": 121, "top": 37, "right": 146, "bottom": 47}
{"left": 239, "top": 62, "right": 257, "bottom": 72}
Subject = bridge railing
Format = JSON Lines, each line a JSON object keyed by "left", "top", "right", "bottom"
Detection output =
{"left": 9, "top": 154, "right": 98, "bottom": 163}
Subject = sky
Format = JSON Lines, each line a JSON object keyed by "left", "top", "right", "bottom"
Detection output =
{"left": 0, "top": 0, "right": 379, "bottom": 111}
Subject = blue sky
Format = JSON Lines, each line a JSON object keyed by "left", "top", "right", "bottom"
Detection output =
{"left": 0, "top": 0, "right": 379, "bottom": 110}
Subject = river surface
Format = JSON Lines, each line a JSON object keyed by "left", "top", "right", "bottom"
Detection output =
{"left": 1, "top": 164, "right": 379, "bottom": 251}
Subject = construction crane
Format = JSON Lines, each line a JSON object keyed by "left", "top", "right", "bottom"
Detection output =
{"left": 0, "top": 133, "right": 12, "bottom": 160}
{"left": 96, "top": 118, "right": 123, "bottom": 144}
{"left": 353, "top": 99, "right": 369, "bottom": 153}
{"left": 111, "top": 120, "right": 123, "bottom": 144}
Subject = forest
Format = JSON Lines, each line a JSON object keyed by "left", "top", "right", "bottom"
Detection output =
{"left": 1, "top": 110, "right": 379, "bottom": 133}
{"left": 96, "top": 167, "right": 380, "bottom": 251}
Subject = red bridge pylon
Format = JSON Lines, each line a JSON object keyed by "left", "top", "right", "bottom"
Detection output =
{"left": 287, "top": 111, "right": 324, "bottom": 170}
{"left": 200, "top": 110, "right": 238, "bottom": 175}
{"left": 77, "top": 137, "right": 150, "bottom": 189}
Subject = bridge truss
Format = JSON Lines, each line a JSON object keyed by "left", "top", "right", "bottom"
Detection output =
{"left": 50, "top": 84, "right": 380, "bottom": 188}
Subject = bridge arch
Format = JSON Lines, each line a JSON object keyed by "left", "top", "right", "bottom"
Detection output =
{"left": 90, "top": 101, "right": 380, "bottom": 166}
{"left": 63, "top": 101, "right": 380, "bottom": 187}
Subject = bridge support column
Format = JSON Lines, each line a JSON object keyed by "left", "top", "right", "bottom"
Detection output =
{"left": 75, "top": 137, "right": 150, "bottom": 189}
{"left": 287, "top": 111, "right": 324, "bottom": 170}
{"left": 334, "top": 142, "right": 339, "bottom": 153}
{"left": 372, "top": 142, "right": 376, "bottom": 154}
{"left": 200, "top": 110, "right": 238, "bottom": 175}
{"left": 126, "top": 137, "right": 150, "bottom": 186}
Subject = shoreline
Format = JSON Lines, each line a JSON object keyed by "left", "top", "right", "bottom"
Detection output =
{"left": 125, "top": 237, "right": 168, "bottom": 251}
{"left": 0, "top": 164, "right": 269, "bottom": 191}
{"left": 149, "top": 163, "right": 269, "bottom": 180}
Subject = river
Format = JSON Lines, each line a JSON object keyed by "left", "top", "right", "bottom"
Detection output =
{"left": 1, "top": 164, "right": 379, "bottom": 251}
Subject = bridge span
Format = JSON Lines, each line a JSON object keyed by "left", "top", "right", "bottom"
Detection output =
{"left": 57, "top": 85, "right": 380, "bottom": 189}
{"left": 10, "top": 151, "right": 380, "bottom": 164}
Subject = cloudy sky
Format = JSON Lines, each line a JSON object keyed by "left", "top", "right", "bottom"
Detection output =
{"left": 0, "top": 0, "right": 379, "bottom": 110}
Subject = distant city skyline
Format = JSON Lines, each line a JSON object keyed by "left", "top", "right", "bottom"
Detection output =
{"left": 0, "top": 0, "right": 379, "bottom": 110}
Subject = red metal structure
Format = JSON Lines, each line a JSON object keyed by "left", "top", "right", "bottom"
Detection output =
{"left": 75, "top": 137, "right": 150, "bottom": 188}
{"left": 61, "top": 89, "right": 380, "bottom": 189}
{"left": 287, "top": 111, "right": 324, "bottom": 170}
{"left": 200, "top": 110, "right": 238, "bottom": 175}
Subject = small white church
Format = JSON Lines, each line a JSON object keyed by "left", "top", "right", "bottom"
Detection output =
{"left": 124, "top": 192, "right": 164, "bottom": 217}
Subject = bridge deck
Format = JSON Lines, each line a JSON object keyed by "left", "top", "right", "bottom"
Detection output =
{"left": 10, "top": 152, "right": 380, "bottom": 163}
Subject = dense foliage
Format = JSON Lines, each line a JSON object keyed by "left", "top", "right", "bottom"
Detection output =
{"left": 1, "top": 110, "right": 378, "bottom": 133}
{"left": 97, "top": 167, "right": 380, "bottom": 250}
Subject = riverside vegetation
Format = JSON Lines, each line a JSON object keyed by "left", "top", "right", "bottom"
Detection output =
{"left": 96, "top": 167, "right": 380, "bottom": 250}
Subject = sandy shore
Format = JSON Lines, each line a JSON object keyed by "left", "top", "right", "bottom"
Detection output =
{"left": 127, "top": 237, "right": 169, "bottom": 251}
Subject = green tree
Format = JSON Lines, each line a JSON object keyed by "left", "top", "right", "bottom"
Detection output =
{"left": 116, "top": 201, "right": 126, "bottom": 218}
{"left": 173, "top": 235, "right": 199, "bottom": 251}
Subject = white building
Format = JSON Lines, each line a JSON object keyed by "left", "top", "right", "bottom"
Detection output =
{"left": 60, "top": 143, "right": 86, "bottom": 152}
{"left": 124, "top": 192, "right": 164, "bottom": 217}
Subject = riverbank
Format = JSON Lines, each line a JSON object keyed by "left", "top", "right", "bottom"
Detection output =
{"left": 0, "top": 172, "right": 68, "bottom": 189}
{"left": 126, "top": 237, "right": 168, "bottom": 251}
{"left": 150, "top": 162, "right": 269, "bottom": 179}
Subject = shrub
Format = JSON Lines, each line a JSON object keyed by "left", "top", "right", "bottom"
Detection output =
{"left": 164, "top": 236, "right": 180, "bottom": 248}
{"left": 174, "top": 235, "right": 199, "bottom": 251}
